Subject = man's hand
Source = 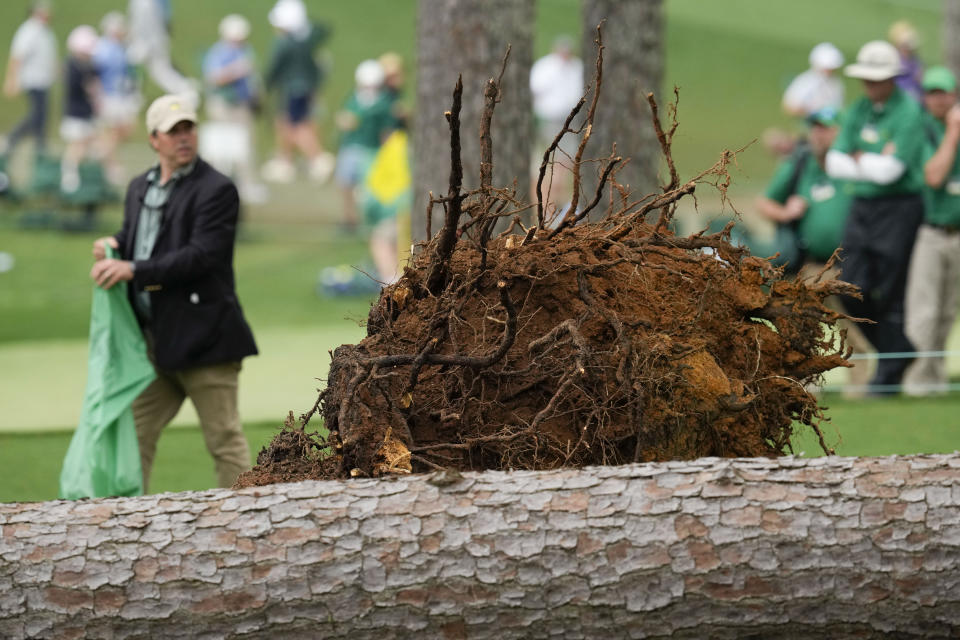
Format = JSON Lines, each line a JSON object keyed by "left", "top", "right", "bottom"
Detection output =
{"left": 92, "top": 236, "right": 119, "bottom": 261}
{"left": 782, "top": 194, "right": 808, "bottom": 221}
{"left": 3, "top": 76, "right": 18, "bottom": 98}
{"left": 90, "top": 258, "right": 134, "bottom": 290}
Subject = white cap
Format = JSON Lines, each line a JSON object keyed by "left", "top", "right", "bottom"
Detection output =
{"left": 355, "top": 59, "right": 385, "bottom": 88}
{"left": 66, "top": 25, "right": 99, "bottom": 57}
{"left": 268, "top": 0, "right": 307, "bottom": 33}
{"left": 146, "top": 94, "right": 198, "bottom": 134}
{"left": 219, "top": 14, "right": 251, "bottom": 41}
{"left": 809, "top": 42, "right": 843, "bottom": 71}
{"left": 845, "top": 40, "right": 903, "bottom": 81}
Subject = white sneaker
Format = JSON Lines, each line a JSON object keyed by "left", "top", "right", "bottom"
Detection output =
{"left": 309, "top": 152, "right": 335, "bottom": 182}
{"left": 261, "top": 158, "right": 296, "bottom": 184}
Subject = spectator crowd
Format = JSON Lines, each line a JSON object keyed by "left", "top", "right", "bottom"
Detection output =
{"left": 1, "top": 0, "right": 407, "bottom": 227}
{"left": 759, "top": 20, "right": 960, "bottom": 397}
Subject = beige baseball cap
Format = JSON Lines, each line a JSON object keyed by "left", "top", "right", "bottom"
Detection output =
{"left": 145, "top": 94, "right": 198, "bottom": 134}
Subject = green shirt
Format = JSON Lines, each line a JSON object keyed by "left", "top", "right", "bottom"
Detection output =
{"left": 832, "top": 87, "right": 925, "bottom": 198}
{"left": 264, "top": 23, "right": 330, "bottom": 99}
{"left": 921, "top": 111, "right": 960, "bottom": 227}
{"left": 132, "top": 160, "right": 196, "bottom": 319}
{"left": 765, "top": 151, "right": 853, "bottom": 262}
{"left": 339, "top": 90, "right": 399, "bottom": 150}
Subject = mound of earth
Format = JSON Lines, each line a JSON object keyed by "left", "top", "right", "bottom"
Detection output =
{"left": 236, "top": 208, "right": 855, "bottom": 489}
{"left": 235, "top": 73, "right": 855, "bottom": 489}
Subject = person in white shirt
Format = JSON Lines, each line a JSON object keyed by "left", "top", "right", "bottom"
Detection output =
{"left": 782, "top": 42, "right": 845, "bottom": 118}
{"left": 2, "top": 1, "right": 57, "bottom": 155}
{"left": 531, "top": 35, "right": 584, "bottom": 154}
{"left": 530, "top": 35, "right": 584, "bottom": 221}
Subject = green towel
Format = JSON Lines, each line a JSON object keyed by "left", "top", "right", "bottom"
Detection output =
{"left": 59, "top": 247, "right": 156, "bottom": 499}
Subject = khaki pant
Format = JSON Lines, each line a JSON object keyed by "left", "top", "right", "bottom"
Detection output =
{"left": 904, "top": 224, "right": 960, "bottom": 395}
{"left": 133, "top": 361, "right": 250, "bottom": 491}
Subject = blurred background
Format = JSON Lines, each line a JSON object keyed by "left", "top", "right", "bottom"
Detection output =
{"left": 0, "top": 0, "right": 954, "bottom": 501}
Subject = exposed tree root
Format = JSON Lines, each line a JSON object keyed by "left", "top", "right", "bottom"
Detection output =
{"left": 237, "top": 28, "right": 853, "bottom": 487}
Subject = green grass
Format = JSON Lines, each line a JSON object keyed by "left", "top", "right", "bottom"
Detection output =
{"left": 0, "top": 207, "right": 374, "bottom": 343}
{"left": 0, "top": 421, "right": 284, "bottom": 503}
{"left": 2, "top": 393, "right": 957, "bottom": 504}
{"left": 792, "top": 394, "right": 960, "bottom": 458}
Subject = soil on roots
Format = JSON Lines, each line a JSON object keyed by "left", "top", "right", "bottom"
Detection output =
{"left": 236, "top": 215, "right": 853, "bottom": 487}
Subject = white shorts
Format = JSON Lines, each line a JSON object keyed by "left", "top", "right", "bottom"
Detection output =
{"left": 60, "top": 117, "right": 96, "bottom": 142}
{"left": 99, "top": 94, "right": 141, "bottom": 126}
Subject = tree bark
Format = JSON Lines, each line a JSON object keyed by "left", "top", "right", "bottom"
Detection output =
{"left": 945, "top": 0, "right": 960, "bottom": 80}
{"left": 2, "top": 454, "right": 960, "bottom": 639}
{"left": 412, "top": 0, "right": 534, "bottom": 243}
{"left": 581, "top": 0, "right": 664, "bottom": 204}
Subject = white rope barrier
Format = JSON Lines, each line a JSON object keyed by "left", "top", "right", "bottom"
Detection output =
{"left": 821, "top": 349, "right": 959, "bottom": 395}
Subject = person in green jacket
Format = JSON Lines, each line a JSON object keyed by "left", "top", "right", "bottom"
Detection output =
{"left": 756, "top": 107, "right": 872, "bottom": 394}
{"left": 825, "top": 40, "right": 926, "bottom": 394}
{"left": 903, "top": 66, "right": 960, "bottom": 395}
{"left": 261, "top": 0, "right": 333, "bottom": 184}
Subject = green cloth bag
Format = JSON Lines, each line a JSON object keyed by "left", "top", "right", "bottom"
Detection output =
{"left": 59, "top": 248, "right": 156, "bottom": 499}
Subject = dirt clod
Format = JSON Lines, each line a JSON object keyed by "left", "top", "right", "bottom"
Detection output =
{"left": 236, "top": 40, "right": 855, "bottom": 489}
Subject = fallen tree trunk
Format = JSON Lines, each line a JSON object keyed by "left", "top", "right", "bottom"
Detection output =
{"left": 2, "top": 454, "right": 959, "bottom": 639}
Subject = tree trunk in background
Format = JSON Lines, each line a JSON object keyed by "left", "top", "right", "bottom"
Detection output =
{"left": 945, "top": 0, "right": 960, "bottom": 79}
{"left": 3, "top": 455, "right": 960, "bottom": 638}
{"left": 581, "top": 0, "right": 664, "bottom": 207}
{"left": 412, "top": 0, "right": 534, "bottom": 243}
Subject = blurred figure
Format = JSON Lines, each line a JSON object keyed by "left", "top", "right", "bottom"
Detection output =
{"left": 826, "top": 40, "right": 926, "bottom": 394}
{"left": 93, "top": 11, "right": 140, "bottom": 186}
{"left": 889, "top": 20, "right": 923, "bottom": 102}
{"left": 530, "top": 35, "right": 583, "bottom": 220}
{"left": 262, "top": 0, "right": 334, "bottom": 184}
{"left": 782, "top": 42, "right": 845, "bottom": 118}
{"left": 127, "top": 0, "right": 196, "bottom": 99}
{"left": 904, "top": 67, "right": 960, "bottom": 396}
{"left": 531, "top": 35, "right": 584, "bottom": 152}
{"left": 364, "top": 129, "right": 410, "bottom": 285}
{"left": 335, "top": 59, "right": 397, "bottom": 232}
{"left": 2, "top": 1, "right": 57, "bottom": 156}
{"left": 200, "top": 14, "right": 265, "bottom": 204}
{"left": 379, "top": 51, "right": 409, "bottom": 130}
{"left": 60, "top": 25, "right": 101, "bottom": 194}
{"left": 755, "top": 107, "right": 872, "bottom": 395}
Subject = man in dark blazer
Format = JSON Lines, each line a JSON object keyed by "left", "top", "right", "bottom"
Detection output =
{"left": 90, "top": 94, "right": 258, "bottom": 490}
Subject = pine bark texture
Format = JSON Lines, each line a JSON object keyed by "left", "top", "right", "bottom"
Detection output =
{"left": 945, "top": 0, "right": 960, "bottom": 80}
{"left": 2, "top": 455, "right": 960, "bottom": 639}
{"left": 581, "top": 0, "right": 664, "bottom": 201}
{"left": 412, "top": 0, "right": 534, "bottom": 242}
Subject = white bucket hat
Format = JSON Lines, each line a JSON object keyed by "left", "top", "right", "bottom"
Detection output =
{"left": 845, "top": 40, "right": 902, "bottom": 81}
{"left": 268, "top": 0, "right": 307, "bottom": 33}
{"left": 809, "top": 42, "right": 843, "bottom": 71}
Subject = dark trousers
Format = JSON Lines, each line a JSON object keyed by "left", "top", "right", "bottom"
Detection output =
{"left": 6, "top": 88, "right": 48, "bottom": 153}
{"left": 840, "top": 193, "right": 923, "bottom": 388}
